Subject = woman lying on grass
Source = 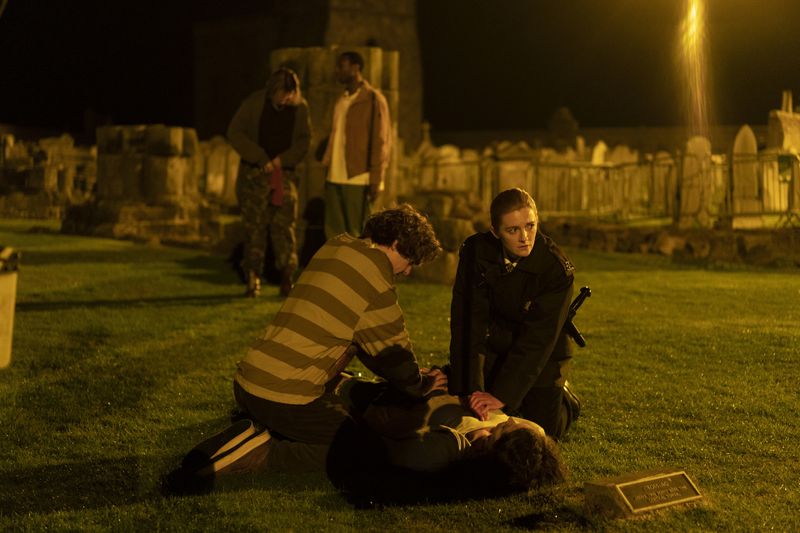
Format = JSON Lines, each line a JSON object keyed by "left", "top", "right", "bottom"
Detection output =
{"left": 326, "top": 377, "right": 566, "bottom": 505}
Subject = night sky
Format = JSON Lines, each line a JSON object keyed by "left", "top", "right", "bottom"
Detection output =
{"left": 2, "top": 0, "right": 800, "bottom": 136}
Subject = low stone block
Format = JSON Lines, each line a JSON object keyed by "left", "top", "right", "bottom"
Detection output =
{"left": 433, "top": 217, "right": 476, "bottom": 252}
{"left": 143, "top": 156, "right": 187, "bottom": 203}
{"left": 412, "top": 251, "right": 459, "bottom": 285}
{"left": 24, "top": 165, "right": 59, "bottom": 193}
{"left": 653, "top": 231, "right": 686, "bottom": 256}
{"left": 425, "top": 194, "right": 453, "bottom": 218}
{"left": 685, "top": 233, "right": 711, "bottom": 259}
{"left": 182, "top": 128, "right": 200, "bottom": 157}
{"left": 121, "top": 125, "right": 147, "bottom": 153}
{"left": 120, "top": 154, "right": 144, "bottom": 199}
{"left": 96, "top": 126, "right": 124, "bottom": 154}
{"left": 450, "top": 195, "right": 475, "bottom": 219}
{"left": 96, "top": 154, "right": 125, "bottom": 199}
{"left": 146, "top": 125, "right": 184, "bottom": 156}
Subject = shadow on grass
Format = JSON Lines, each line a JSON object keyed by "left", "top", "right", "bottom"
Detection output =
{"left": 0, "top": 456, "right": 161, "bottom": 516}
{"left": 175, "top": 255, "right": 244, "bottom": 286}
{"left": 23, "top": 249, "right": 244, "bottom": 286}
{"left": 22, "top": 249, "right": 172, "bottom": 266}
{"left": 16, "top": 293, "right": 245, "bottom": 312}
{"left": 508, "top": 505, "right": 592, "bottom": 529}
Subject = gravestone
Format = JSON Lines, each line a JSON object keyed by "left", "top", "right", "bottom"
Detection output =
{"left": 679, "top": 136, "right": 714, "bottom": 228}
{"left": 203, "top": 137, "right": 230, "bottom": 199}
{"left": 591, "top": 141, "right": 608, "bottom": 164}
{"left": 767, "top": 109, "right": 800, "bottom": 152}
{"left": 652, "top": 150, "right": 676, "bottom": 218}
{"left": 607, "top": 144, "right": 638, "bottom": 165}
{"left": 731, "top": 125, "right": 763, "bottom": 228}
{"left": 585, "top": 469, "right": 703, "bottom": 518}
{"left": 496, "top": 160, "right": 531, "bottom": 194}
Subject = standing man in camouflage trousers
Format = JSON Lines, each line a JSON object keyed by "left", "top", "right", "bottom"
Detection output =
{"left": 228, "top": 68, "right": 311, "bottom": 297}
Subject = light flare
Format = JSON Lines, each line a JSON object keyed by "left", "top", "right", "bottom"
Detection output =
{"left": 678, "top": 0, "right": 710, "bottom": 137}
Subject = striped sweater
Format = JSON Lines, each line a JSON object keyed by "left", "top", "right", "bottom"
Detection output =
{"left": 235, "top": 234, "right": 426, "bottom": 405}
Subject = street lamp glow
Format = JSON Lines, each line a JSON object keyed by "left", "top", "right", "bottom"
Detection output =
{"left": 679, "top": 0, "right": 710, "bottom": 137}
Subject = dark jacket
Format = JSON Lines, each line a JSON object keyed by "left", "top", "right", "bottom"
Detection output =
{"left": 227, "top": 89, "right": 311, "bottom": 169}
{"left": 449, "top": 231, "right": 575, "bottom": 411}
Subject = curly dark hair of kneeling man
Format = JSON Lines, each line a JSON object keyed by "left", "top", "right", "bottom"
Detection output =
{"left": 361, "top": 204, "right": 441, "bottom": 266}
{"left": 492, "top": 428, "right": 566, "bottom": 491}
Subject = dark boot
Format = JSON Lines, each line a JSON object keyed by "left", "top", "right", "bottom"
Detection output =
{"left": 560, "top": 380, "right": 582, "bottom": 437}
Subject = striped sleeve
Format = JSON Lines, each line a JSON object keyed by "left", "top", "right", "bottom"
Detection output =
{"left": 353, "top": 287, "right": 437, "bottom": 398}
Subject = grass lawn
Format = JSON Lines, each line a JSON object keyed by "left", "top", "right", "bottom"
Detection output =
{"left": 1, "top": 219, "right": 798, "bottom": 532}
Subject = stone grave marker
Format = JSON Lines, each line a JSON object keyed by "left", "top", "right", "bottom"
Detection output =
{"left": 585, "top": 468, "right": 703, "bottom": 518}
{"left": 679, "top": 135, "right": 714, "bottom": 228}
{"left": 591, "top": 141, "right": 608, "bottom": 165}
{"left": 731, "top": 125, "right": 763, "bottom": 227}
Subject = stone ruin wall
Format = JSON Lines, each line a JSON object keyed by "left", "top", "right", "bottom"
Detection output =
{"left": 60, "top": 125, "right": 243, "bottom": 247}
{"left": 0, "top": 133, "right": 95, "bottom": 219}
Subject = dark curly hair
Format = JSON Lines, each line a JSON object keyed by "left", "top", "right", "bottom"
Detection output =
{"left": 361, "top": 204, "right": 441, "bottom": 266}
{"left": 492, "top": 427, "right": 566, "bottom": 490}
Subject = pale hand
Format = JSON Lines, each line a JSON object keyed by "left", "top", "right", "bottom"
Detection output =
{"left": 468, "top": 391, "right": 505, "bottom": 421}
{"left": 423, "top": 368, "right": 448, "bottom": 392}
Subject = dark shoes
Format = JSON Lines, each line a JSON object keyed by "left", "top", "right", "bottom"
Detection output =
{"left": 162, "top": 419, "right": 272, "bottom": 497}
{"left": 563, "top": 380, "right": 582, "bottom": 421}
{"left": 558, "top": 380, "right": 582, "bottom": 439}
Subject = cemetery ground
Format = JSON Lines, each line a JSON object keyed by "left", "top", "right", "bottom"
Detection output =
{"left": 0, "top": 219, "right": 798, "bottom": 532}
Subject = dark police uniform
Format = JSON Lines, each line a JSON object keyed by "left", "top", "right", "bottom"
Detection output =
{"left": 449, "top": 231, "right": 578, "bottom": 439}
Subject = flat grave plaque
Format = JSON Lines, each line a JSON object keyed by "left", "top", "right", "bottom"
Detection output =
{"left": 585, "top": 469, "right": 703, "bottom": 518}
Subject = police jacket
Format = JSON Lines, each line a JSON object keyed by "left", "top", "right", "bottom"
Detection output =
{"left": 448, "top": 231, "right": 575, "bottom": 411}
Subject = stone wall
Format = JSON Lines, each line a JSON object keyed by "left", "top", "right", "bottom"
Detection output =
{"left": 61, "top": 125, "right": 235, "bottom": 246}
{"left": 406, "top": 190, "right": 487, "bottom": 284}
{"left": 543, "top": 220, "right": 800, "bottom": 269}
{"left": 0, "top": 133, "right": 95, "bottom": 219}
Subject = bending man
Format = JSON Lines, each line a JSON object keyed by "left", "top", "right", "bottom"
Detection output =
{"left": 166, "top": 205, "right": 445, "bottom": 492}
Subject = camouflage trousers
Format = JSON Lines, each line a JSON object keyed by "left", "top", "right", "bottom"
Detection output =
{"left": 236, "top": 165, "right": 298, "bottom": 276}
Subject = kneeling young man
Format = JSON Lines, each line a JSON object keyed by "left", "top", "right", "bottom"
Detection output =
{"left": 449, "top": 188, "right": 580, "bottom": 440}
{"left": 167, "top": 205, "right": 445, "bottom": 491}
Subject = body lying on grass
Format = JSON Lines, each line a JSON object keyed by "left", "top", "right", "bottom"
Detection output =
{"left": 327, "top": 377, "right": 566, "bottom": 505}
{"left": 164, "top": 375, "right": 565, "bottom": 504}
